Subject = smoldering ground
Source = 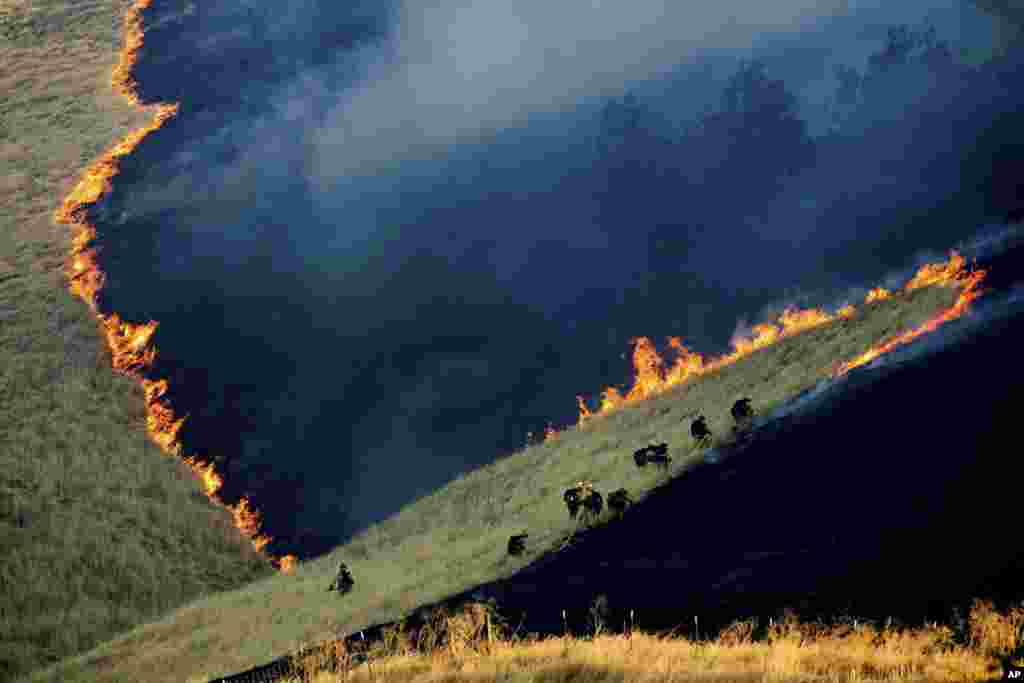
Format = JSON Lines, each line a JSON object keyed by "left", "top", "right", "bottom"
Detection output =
{"left": 94, "top": 0, "right": 1020, "bottom": 557}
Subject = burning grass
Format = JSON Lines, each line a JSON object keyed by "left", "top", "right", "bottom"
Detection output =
{"left": 570, "top": 251, "right": 985, "bottom": 431}
{"left": 41, "top": 0, "right": 992, "bottom": 580}
{"left": 48, "top": 0, "right": 297, "bottom": 571}
{"left": 8, "top": 0, "right": 1005, "bottom": 679}
{"left": 834, "top": 256, "right": 987, "bottom": 376}
{"left": 0, "top": 0, "right": 272, "bottom": 679}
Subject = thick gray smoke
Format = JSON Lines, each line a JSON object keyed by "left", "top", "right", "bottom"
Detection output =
{"left": 309, "top": 0, "right": 840, "bottom": 182}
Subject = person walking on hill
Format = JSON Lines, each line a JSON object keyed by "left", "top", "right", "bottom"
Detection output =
{"left": 328, "top": 561, "right": 354, "bottom": 595}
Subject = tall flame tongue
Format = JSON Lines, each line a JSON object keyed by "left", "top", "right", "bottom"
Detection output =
{"left": 54, "top": 0, "right": 294, "bottom": 572}
{"left": 574, "top": 305, "right": 840, "bottom": 426}
{"left": 573, "top": 251, "right": 987, "bottom": 428}
{"left": 865, "top": 287, "right": 892, "bottom": 304}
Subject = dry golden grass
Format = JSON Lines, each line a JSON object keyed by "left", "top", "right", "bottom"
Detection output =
{"left": 277, "top": 601, "right": 1019, "bottom": 682}
{"left": 967, "top": 599, "right": 1024, "bottom": 659}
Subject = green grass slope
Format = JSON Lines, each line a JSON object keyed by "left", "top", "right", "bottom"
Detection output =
{"left": 0, "top": 2, "right": 272, "bottom": 680}
{"left": 26, "top": 284, "right": 964, "bottom": 683}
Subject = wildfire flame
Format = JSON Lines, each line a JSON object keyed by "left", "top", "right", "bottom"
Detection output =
{"left": 865, "top": 287, "right": 891, "bottom": 304}
{"left": 54, "top": 0, "right": 290, "bottom": 571}
{"left": 279, "top": 554, "right": 298, "bottom": 575}
{"left": 574, "top": 306, "right": 837, "bottom": 425}
{"left": 56, "top": 0, "right": 992, "bottom": 575}
{"left": 572, "top": 251, "right": 987, "bottom": 428}
{"left": 543, "top": 423, "right": 559, "bottom": 442}
{"left": 110, "top": 0, "right": 153, "bottom": 106}
{"left": 904, "top": 252, "right": 968, "bottom": 292}
{"left": 184, "top": 457, "right": 225, "bottom": 498}
{"left": 833, "top": 261, "right": 986, "bottom": 376}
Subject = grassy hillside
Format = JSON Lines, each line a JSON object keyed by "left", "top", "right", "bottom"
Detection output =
{"left": 25, "top": 281, "right": 982, "bottom": 683}
{"left": 0, "top": 2, "right": 272, "bottom": 680}
{"left": 3, "top": 4, "right": 1013, "bottom": 683}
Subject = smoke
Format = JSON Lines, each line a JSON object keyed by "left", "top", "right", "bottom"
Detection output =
{"left": 308, "top": 0, "right": 841, "bottom": 182}
{"left": 98, "top": 0, "right": 1019, "bottom": 557}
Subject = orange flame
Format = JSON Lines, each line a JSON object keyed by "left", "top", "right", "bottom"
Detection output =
{"left": 279, "top": 554, "right": 298, "bottom": 575}
{"left": 834, "top": 261, "right": 986, "bottom": 376}
{"left": 576, "top": 305, "right": 837, "bottom": 426}
{"left": 903, "top": 252, "right": 967, "bottom": 292}
{"left": 110, "top": 0, "right": 153, "bottom": 106}
{"left": 865, "top": 287, "right": 891, "bottom": 304}
{"left": 184, "top": 457, "right": 225, "bottom": 498}
{"left": 573, "top": 251, "right": 987, "bottom": 428}
{"left": 54, "top": 0, "right": 288, "bottom": 571}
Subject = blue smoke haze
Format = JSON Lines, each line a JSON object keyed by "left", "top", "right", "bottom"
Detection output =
{"left": 99, "top": 0, "right": 1018, "bottom": 555}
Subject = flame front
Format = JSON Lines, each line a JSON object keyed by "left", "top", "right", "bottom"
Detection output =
{"left": 904, "top": 252, "right": 967, "bottom": 292}
{"left": 60, "top": 0, "right": 993, "bottom": 573}
{"left": 185, "top": 457, "right": 225, "bottom": 498}
{"left": 576, "top": 305, "right": 838, "bottom": 426}
{"left": 54, "top": 0, "right": 289, "bottom": 570}
{"left": 279, "top": 554, "right": 298, "bottom": 575}
{"left": 865, "top": 287, "right": 891, "bottom": 304}
{"left": 833, "top": 261, "right": 986, "bottom": 376}
{"left": 110, "top": 0, "right": 153, "bottom": 106}
{"left": 543, "top": 423, "right": 559, "bottom": 442}
{"left": 573, "top": 251, "right": 987, "bottom": 428}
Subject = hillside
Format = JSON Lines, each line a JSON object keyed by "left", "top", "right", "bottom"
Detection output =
{"left": 0, "top": 2, "right": 273, "bottom": 680}
{"left": 5, "top": 2, "right": 1022, "bottom": 682}
{"left": 24, "top": 274, "right": 995, "bottom": 683}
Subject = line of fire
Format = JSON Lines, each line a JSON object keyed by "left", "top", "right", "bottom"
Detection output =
{"left": 564, "top": 252, "right": 986, "bottom": 433}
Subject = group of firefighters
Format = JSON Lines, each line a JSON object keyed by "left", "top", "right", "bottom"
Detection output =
{"left": 328, "top": 397, "right": 757, "bottom": 595}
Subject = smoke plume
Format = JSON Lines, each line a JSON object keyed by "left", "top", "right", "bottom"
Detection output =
{"left": 82, "top": 0, "right": 1017, "bottom": 558}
